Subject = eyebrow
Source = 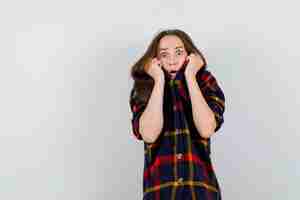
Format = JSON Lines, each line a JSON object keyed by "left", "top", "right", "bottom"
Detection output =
{"left": 159, "top": 46, "right": 184, "bottom": 52}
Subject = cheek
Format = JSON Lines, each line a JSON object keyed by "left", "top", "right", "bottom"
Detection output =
{"left": 179, "top": 57, "right": 187, "bottom": 66}
{"left": 162, "top": 65, "right": 168, "bottom": 71}
{"left": 160, "top": 59, "right": 168, "bottom": 66}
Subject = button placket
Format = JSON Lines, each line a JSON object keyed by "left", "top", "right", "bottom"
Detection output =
{"left": 176, "top": 153, "right": 183, "bottom": 160}
{"left": 177, "top": 177, "right": 183, "bottom": 184}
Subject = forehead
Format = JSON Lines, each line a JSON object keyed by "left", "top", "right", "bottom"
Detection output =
{"left": 158, "top": 35, "right": 185, "bottom": 52}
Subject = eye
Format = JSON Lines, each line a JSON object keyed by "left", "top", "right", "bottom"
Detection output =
{"left": 176, "top": 51, "right": 182, "bottom": 55}
{"left": 161, "top": 53, "right": 167, "bottom": 58}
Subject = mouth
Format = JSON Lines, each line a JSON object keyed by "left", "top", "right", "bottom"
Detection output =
{"left": 169, "top": 70, "right": 178, "bottom": 75}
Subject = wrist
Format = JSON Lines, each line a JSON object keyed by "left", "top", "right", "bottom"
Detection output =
{"left": 185, "top": 72, "right": 196, "bottom": 81}
{"left": 154, "top": 76, "right": 165, "bottom": 85}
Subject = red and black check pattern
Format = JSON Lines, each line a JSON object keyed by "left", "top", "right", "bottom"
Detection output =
{"left": 129, "top": 66, "right": 225, "bottom": 200}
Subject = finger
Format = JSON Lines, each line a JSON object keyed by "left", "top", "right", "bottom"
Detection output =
{"left": 186, "top": 56, "right": 190, "bottom": 62}
{"left": 154, "top": 57, "right": 159, "bottom": 62}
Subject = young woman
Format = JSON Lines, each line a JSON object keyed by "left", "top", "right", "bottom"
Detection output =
{"left": 129, "top": 29, "right": 225, "bottom": 200}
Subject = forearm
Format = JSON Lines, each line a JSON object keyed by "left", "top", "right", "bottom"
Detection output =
{"left": 185, "top": 74, "right": 216, "bottom": 138}
{"left": 139, "top": 78, "right": 165, "bottom": 143}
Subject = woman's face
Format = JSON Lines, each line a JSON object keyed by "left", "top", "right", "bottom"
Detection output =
{"left": 157, "top": 35, "right": 188, "bottom": 78}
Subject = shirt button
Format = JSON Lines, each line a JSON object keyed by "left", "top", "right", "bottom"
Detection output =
{"left": 176, "top": 153, "right": 183, "bottom": 160}
{"left": 177, "top": 177, "right": 183, "bottom": 184}
{"left": 173, "top": 105, "right": 177, "bottom": 111}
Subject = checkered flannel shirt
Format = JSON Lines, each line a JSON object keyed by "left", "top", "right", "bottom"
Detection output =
{"left": 129, "top": 66, "right": 225, "bottom": 200}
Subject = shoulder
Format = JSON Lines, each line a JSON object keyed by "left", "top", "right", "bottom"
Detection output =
{"left": 196, "top": 67, "right": 218, "bottom": 90}
{"left": 129, "top": 84, "right": 148, "bottom": 110}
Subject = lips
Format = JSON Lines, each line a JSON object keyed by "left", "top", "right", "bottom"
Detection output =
{"left": 169, "top": 70, "right": 178, "bottom": 74}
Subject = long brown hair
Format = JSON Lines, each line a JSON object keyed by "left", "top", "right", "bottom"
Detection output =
{"left": 130, "top": 29, "right": 207, "bottom": 105}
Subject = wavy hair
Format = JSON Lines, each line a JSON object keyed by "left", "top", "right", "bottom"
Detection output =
{"left": 130, "top": 29, "right": 207, "bottom": 105}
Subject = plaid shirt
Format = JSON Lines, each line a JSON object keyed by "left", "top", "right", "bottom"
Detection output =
{"left": 129, "top": 66, "right": 225, "bottom": 200}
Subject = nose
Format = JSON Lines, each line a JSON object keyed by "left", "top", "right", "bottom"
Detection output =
{"left": 168, "top": 56, "right": 177, "bottom": 65}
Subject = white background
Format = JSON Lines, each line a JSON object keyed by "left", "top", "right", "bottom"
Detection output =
{"left": 0, "top": 0, "right": 299, "bottom": 199}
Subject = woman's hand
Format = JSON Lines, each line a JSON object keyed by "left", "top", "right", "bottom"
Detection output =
{"left": 144, "top": 57, "right": 165, "bottom": 82}
{"left": 184, "top": 53, "right": 204, "bottom": 78}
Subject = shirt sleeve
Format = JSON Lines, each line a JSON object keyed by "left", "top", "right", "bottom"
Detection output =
{"left": 196, "top": 69, "right": 226, "bottom": 133}
{"left": 129, "top": 87, "right": 147, "bottom": 141}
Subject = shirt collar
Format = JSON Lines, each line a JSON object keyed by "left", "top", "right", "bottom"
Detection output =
{"left": 163, "top": 65, "right": 186, "bottom": 84}
{"left": 162, "top": 65, "right": 207, "bottom": 101}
